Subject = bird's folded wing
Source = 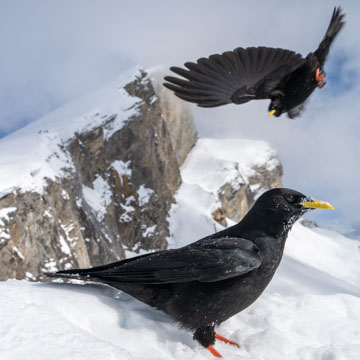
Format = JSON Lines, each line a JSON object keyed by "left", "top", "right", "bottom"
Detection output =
{"left": 81, "top": 237, "right": 262, "bottom": 284}
{"left": 163, "top": 47, "right": 304, "bottom": 107}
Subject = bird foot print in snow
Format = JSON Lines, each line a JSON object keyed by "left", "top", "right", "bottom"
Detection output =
{"left": 315, "top": 68, "right": 326, "bottom": 88}
{"left": 215, "top": 333, "right": 240, "bottom": 348}
{"left": 206, "top": 345, "right": 222, "bottom": 358}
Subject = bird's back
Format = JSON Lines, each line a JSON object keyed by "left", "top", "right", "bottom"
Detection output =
{"left": 108, "top": 233, "right": 286, "bottom": 330}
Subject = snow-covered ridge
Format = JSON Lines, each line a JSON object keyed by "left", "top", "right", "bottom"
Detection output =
{"left": 0, "top": 66, "right": 144, "bottom": 195}
{"left": 182, "top": 138, "right": 280, "bottom": 194}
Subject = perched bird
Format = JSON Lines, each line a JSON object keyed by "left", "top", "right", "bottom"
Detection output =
{"left": 163, "top": 7, "right": 345, "bottom": 118}
{"left": 47, "top": 188, "right": 334, "bottom": 357}
{"left": 47, "top": 189, "right": 333, "bottom": 357}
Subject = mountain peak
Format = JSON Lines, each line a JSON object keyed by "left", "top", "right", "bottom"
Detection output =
{"left": 0, "top": 66, "right": 147, "bottom": 196}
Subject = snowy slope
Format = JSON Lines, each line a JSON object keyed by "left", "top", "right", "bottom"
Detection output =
{"left": 180, "top": 138, "right": 280, "bottom": 201}
{"left": 0, "top": 66, "right": 143, "bottom": 196}
{"left": 1, "top": 138, "right": 359, "bottom": 360}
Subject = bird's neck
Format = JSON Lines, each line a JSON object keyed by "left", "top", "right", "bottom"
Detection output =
{"left": 235, "top": 206, "right": 298, "bottom": 242}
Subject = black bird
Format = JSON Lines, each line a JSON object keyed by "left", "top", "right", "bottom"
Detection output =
{"left": 47, "top": 188, "right": 334, "bottom": 357}
{"left": 163, "top": 7, "right": 345, "bottom": 118}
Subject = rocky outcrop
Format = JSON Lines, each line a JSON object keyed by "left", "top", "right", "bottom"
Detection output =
{"left": 216, "top": 159, "right": 283, "bottom": 225}
{"left": 179, "top": 138, "right": 283, "bottom": 228}
{"left": 150, "top": 67, "right": 198, "bottom": 166}
{"left": 0, "top": 68, "right": 197, "bottom": 281}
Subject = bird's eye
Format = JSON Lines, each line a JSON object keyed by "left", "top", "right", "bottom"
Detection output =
{"left": 286, "top": 195, "right": 295, "bottom": 203}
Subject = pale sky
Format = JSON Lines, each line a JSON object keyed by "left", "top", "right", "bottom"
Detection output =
{"left": 1, "top": 0, "right": 359, "bottom": 237}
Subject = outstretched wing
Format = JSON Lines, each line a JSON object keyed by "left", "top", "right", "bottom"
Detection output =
{"left": 48, "top": 237, "right": 262, "bottom": 284}
{"left": 163, "top": 47, "right": 304, "bottom": 107}
{"left": 314, "top": 7, "right": 345, "bottom": 66}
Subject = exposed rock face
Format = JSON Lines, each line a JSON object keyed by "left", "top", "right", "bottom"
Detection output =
{"left": 0, "top": 68, "right": 197, "bottom": 281}
{"left": 150, "top": 68, "right": 198, "bottom": 166}
{"left": 216, "top": 159, "right": 283, "bottom": 225}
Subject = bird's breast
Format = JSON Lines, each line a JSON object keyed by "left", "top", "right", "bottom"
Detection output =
{"left": 283, "top": 63, "right": 318, "bottom": 109}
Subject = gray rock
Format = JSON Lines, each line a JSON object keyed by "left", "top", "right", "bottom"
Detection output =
{"left": 215, "top": 153, "right": 283, "bottom": 226}
{"left": 150, "top": 67, "right": 198, "bottom": 166}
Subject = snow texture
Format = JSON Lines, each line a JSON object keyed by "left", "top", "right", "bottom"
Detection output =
{"left": 0, "top": 66, "right": 143, "bottom": 196}
{"left": 0, "top": 207, "right": 17, "bottom": 244}
{"left": 181, "top": 138, "right": 280, "bottom": 195}
{"left": 0, "top": 207, "right": 17, "bottom": 224}
{"left": 82, "top": 176, "right": 113, "bottom": 222}
{"left": 112, "top": 160, "right": 132, "bottom": 178}
{"left": 137, "top": 185, "right": 154, "bottom": 207}
{"left": 119, "top": 196, "right": 136, "bottom": 223}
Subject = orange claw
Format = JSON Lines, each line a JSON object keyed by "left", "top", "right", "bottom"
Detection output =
{"left": 206, "top": 345, "right": 222, "bottom": 358}
{"left": 216, "top": 333, "right": 240, "bottom": 348}
{"left": 315, "top": 68, "right": 326, "bottom": 89}
{"left": 315, "top": 68, "right": 325, "bottom": 82}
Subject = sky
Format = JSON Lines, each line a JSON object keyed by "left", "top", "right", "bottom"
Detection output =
{"left": 0, "top": 0, "right": 359, "bottom": 236}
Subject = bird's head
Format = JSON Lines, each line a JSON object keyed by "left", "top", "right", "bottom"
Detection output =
{"left": 244, "top": 188, "right": 334, "bottom": 236}
{"left": 268, "top": 99, "right": 284, "bottom": 117}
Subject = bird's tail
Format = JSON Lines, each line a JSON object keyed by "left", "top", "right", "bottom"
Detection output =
{"left": 45, "top": 268, "right": 99, "bottom": 281}
{"left": 314, "top": 7, "right": 345, "bottom": 65}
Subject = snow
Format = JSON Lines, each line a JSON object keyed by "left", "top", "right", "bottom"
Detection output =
{"left": 142, "top": 224, "right": 157, "bottom": 238}
{"left": 43, "top": 210, "right": 52, "bottom": 218}
{"left": 119, "top": 196, "right": 136, "bottom": 223}
{"left": 42, "top": 259, "right": 59, "bottom": 273}
{"left": 284, "top": 225, "right": 360, "bottom": 288}
{"left": 11, "top": 246, "right": 24, "bottom": 260}
{"left": 0, "top": 66, "right": 144, "bottom": 196}
{"left": 82, "top": 176, "right": 113, "bottom": 222}
{"left": 0, "top": 207, "right": 15, "bottom": 243}
{"left": 181, "top": 138, "right": 280, "bottom": 201}
{"left": 0, "top": 230, "right": 11, "bottom": 244}
{"left": 0, "top": 207, "right": 17, "bottom": 227}
{"left": 112, "top": 160, "right": 132, "bottom": 178}
{"left": 137, "top": 185, "right": 154, "bottom": 207}
{"left": 59, "top": 235, "right": 71, "bottom": 255}
{"left": 25, "top": 272, "right": 36, "bottom": 281}
{"left": 1, "top": 137, "right": 359, "bottom": 359}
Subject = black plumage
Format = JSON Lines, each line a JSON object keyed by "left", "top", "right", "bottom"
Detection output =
{"left": 47, "top": 188, "right": 334, "bottom": 357}
{"left": 163, "top": 7, "right": 345, "bottom": 118}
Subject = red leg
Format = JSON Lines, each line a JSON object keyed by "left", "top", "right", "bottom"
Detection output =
{"left": 206, "top": 345, "right": 222, "bottom": 358}
{"left": 216, "top": 333, "right": 240, "bottom": 348}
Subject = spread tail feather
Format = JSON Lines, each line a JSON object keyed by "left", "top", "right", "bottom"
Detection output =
{"left": 45, "top": 269, "right": 97, "bottom": 281}
{"left": 315, "top": 7, "right": 345, "bottom": 66}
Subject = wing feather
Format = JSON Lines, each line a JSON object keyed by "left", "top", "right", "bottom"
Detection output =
{"left": 164, "top": 47, "right": 304, "bottom": 107}
{"left": 49, "top": 237, "right": 262, "bottom": 284}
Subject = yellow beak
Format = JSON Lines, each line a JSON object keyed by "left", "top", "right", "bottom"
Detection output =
{"left": 269, "top": 109, "right": 276, "bottom": 117}
{"left": 302, "top": 199, "right": 334, "bottom": 210}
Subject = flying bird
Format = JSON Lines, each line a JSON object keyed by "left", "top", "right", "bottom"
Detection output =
{"left": 47, "top": 188, "right": 334, "bottom": 357}
{"left": 163, "top": 7, "right": 345, "bottom": 118}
